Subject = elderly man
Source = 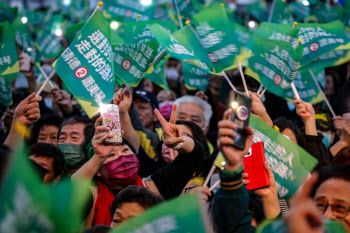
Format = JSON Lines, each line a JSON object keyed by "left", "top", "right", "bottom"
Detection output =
{"left": 174, "top": 95, "right": 214, "bottom": 153}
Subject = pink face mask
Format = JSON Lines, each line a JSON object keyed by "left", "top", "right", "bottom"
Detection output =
{"left": 159, "top": 101, "right": 173, "bottom": 121}
{"left": 101, "top": 154, "right": 139, "bottom": 187}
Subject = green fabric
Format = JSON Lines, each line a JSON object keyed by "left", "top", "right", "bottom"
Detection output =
{"left": 65, "top": 22, "right": 85, "bottom": 45}
{"left": 144, "top": 58, "right": 169, "bottom": 92}
{"left": 270, "top": 0, "right": 294, "bottom": 24}
{"left": 54, "top": 9, "right": 115, "bottom": 118}
{"left": 249, "top": 115, "right": 318, "bottom": 199}
{"left": 0, "top": 21, "right": 19, "bottom": 76}
{"left": 182, "top": 62, "right": 211, "bottom": 91}
{"left": 0, "top": 73, "right": 16, "bottom": 106}
{"left": 246, "top": 1, "right": 268, "bottom": 22}
{"left": 220, "top": 167, "right": 244, "bottom": 178}
{"left": 0, "top": 142, "right": 90, "bottom": 233}
{"left": 171, "top": 0, "right": 203, "bottom": 27}
{"left": 109, "top": 194, "right": 209, "bottom": 233}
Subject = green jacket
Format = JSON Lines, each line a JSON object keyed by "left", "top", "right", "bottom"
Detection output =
{"left": 214, "top": 167, "right": 256, "bottom": 233}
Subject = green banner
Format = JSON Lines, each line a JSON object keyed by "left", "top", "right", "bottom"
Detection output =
{"left": 289, "top": 1, "right": 310, "bottom": 23}
{"left": 254, "top": 22, "right": 299, "bottom": 46}
{"left": 183, "top": 62, "right": 211, "bottom": 91}
{"left": 171, "top": 0, "right": 203, "bottom": 26}
{"left": 0, "top": 21, "right": 19, "bottom": 76}
{"left": 0, "top": 2, "right": 17, "bottom": 23}
{"left": 285, "top": 69, "right": 324, "bottom": 105}
{"left": 144, "top": 58, "right": 169, "bottom": 92}
{"left": 0, "top": 142, "right": 90, "bottom": 233}
{"left": 0, "top": 73, "right": 16, "bottom": 106}
{"left": 104, "top": 0, "right": 158, "bottom": 22}
{"left": 246, "top": 37, "right": 303, "bottom": 99}
{"left": 246, "top": 1, "right": 268, "bottom": 22}
{"left": 65, "top": 22, "right": 85, "bottom": 45}
{"left": 54, "top": 9, "right": 115, "bottom": 117}
{"left": 249, "top": 115, "right": 318, "bottom": 199}
{"left": 297, "top": 21, "right": 350, "bottom": 68}
{"left": 228, "top": 22, "right": 253, "bottom": 45}
{"left": 270, "top": 0, "right": 294, "bottom": 24}
{"left": 257, "top": 218, "right": 346, "bottom": 233}
{"left": 109, "top": 194, "right": 209, "bottom": 233}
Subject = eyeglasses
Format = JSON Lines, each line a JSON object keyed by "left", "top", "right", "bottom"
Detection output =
{"left": 314, "top": 197, "right": 350, "bottom": 219}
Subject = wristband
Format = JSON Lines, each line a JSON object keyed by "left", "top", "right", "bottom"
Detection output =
{"left": 172, "top": 142, "right": 184, "bottom": 150}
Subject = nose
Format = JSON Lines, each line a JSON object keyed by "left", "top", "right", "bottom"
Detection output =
{"left": 323, "top": 206, "right": 337, "bottom": 220}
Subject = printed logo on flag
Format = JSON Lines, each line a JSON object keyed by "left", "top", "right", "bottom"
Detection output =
{"left": 208, "top": 53, "right": 218, "bottom": 63}
{"left": 274, "top": 74, "right": 282, "bottom": 85}
{"left": 237, "top": 106, "right": 249, "bottom": 121}
{"left": 122, "top": 60, "right": 131, "bottom": 70}
{"left": 125, "top": 10, "right": 132, "bottom": 18}
{"left": 74, "top": 67, "right": 88, "bottom": 79}
{"left": 309, "top": 42, "right": 319, "bottom": 52}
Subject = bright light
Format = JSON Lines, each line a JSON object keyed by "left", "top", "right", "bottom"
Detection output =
{"left": 231, "top": 101, "right": 238, "bottom": 109}
{"left": 63, "top": 0, "right": 71, "bottom": 5}
{"left": 27, "top": 48, "right": 32, "bottom": 52}
{"left": 110, "top": 21, "right": 120, "bottom": 30}
{"left": 99, "top": 103, "right": 109, "bottom": 114}
{"left": 21, "top": 17, "right": 28, "bottom": 24}
{"left": 302, "top": 0, "right": 309, "bottom": 5}
{"left": 248, "top": 20, "right": 256, "bottom": 28}
{"left": 55, "top": 28, "right": 63, "bottom": 37}
{"left": 140, "top": 0, "right": 152, "bottom": 6}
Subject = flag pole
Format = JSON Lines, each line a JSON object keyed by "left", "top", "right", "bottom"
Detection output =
{"left": 209, "top": 179, "right": 221, "bottom": 192}
{"left": 259, "top": 87, "right": 267, "bottom": 99}
{"left": 173, "top": 0, "right": 184, "bottom": 28}
{"left": 309, "top": 70, "right": 336, "bottom": 117}
{"left": 267, "top": 0, "right": 276, "bottom": 23}
{"left": 257, "top": 84, "right": 263, "bottom": 94}
{"left": 238, "top": 62, "right": 249, "bottom": 95}
{"left": 291, "top": 38, "right": 302, "bottom": 99}
{"left": 203, "top": 164, "right": 216, "bottom": 187}
{"left": 38, "top": 66, "right": 54, "bottom": 88}
{"left": 136, "top": 14, "right": 141, "bottom": 22}
{"left": 36, "top": 70, "right": 56, "bottom": 97}
{"left": 221, "top": 71, "right": 237, "bottom": 91}
{"left": 87, "top": 1, "right": 104, "bottom": 21}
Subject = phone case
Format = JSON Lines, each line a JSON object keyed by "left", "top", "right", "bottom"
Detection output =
{"left": 230, "top": 90, "right": 252, "bottom": 150}
{"left": 243, "top": 142, "right": 270, "bottom": 190}
{"left": 100, "top": 104, "right": 122, "bottom": 143}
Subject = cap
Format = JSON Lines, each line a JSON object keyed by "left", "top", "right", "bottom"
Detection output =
{"left": 134, "top": 90, "right": 159, "bottom": 109}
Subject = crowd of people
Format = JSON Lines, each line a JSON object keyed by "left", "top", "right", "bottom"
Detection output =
{"left": 1, "top": 25, "right": 350, "bottom": 233}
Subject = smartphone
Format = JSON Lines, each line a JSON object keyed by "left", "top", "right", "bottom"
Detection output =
{"left": 243, "top": 142, "right": 270, "bottom": 191}
{"left": 100, "top": 104, "right": 122, "bottom": 144}
{"left": 230, "top": 90, "right": 252, "bottom": 150}
{"left": 19, "top": 52, "right": 31, "bottom": 72}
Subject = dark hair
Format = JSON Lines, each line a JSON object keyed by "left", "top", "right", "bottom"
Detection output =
{"left": 273, "top": 117, "right": 305, "bottom": 148}
{"left": 28, "top": 114, "right": 63, "bottom": 146}
{"left": 80, "top": 225, "right": 111, "bottom": 233}
{"left": 332, "top": 146, "right": 350, "bottom": 165}
{"left": 110, "top": 186, "right": 164, "bottom": 216}
{"left": 312, "top": 165, "right": 350, "bottom": 197}
{"left": 28, "top": 143, "right": 65, "bottom": 178}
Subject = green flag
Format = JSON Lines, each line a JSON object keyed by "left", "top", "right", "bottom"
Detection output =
{"left": 297, "top": 21, "right": 350, "bottom": 69}
{"left": 0, "top": 142, "right": 90, "bottom": 233}
{"left": 284, "top": 69, "right": 324, "bottom": 105}
{"left": 35, "top": 29, "right": 64, "bottom": 59}
{"left": 109, "top": 194, "right": 209, "bottom": 233}
{"left": 192, "top": 4, "right": 243, "bottom": 73}
{"left": 0, "top": 21, "right": 19, "bottom": 76}
{"left": 270, "top": 0, "right": 294, "bottom": 24}
{"left": 144, "top": 58, "right": 169, "bottom": 92}
{"left": 246, "top": 37, "right": 303, "bottom": 99}
{"left": 112, "top": 20, "right": 176, "bottom": 87}
{"left": 171, "top": 0, "right": 203, "bottom": 27}
{"left": 183, "top": 62, "right": 211, "bottom": 91}
{"left": 249, "top": 115, "right": 318, "bottom": 199}
{"left": 246, "top": 1, "right": 268, "bottom": 22}
{"left": 0, "top": 73, "right": 16, "bottom": 106}
{"left": 104, "top": 0, "right": 158, "bottom": 22}
{"left": 289, "top": 1, "right": 310, "bottom": 23}
{"left": 257, "top": 218, "right": 346, "bottom": 233}
{"left": 65, "top": 22, "right": 85, "bottom": 45}
{"left": 228, "top": 22, "right": 253, "bottom": 45}
{"left": 253, "top": 22, "right": 299, "bottom": 45}
{"left": 0, "top": 2, "right": 17, "bottom": 23}
{"left": 54, "top": 9, "right": 115, "bottom": 117}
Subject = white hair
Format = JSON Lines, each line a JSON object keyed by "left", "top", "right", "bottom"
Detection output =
{"left": 174, "top": 95, "right": 213, "bottom": 129}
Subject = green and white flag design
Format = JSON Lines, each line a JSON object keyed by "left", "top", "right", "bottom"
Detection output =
{"left": 0, "top": 21, "right": 19, "bottom": 76}
{"left": 183, "top": 62, "right": 211, "bottom": 92}
{"left": 54, "top": 9, "right": 114, "bottom": 117}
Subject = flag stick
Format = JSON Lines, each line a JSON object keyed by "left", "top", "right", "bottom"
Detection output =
{"left": 209, "top": 179, "right": 221, "bottom": 192}
{"left": 267, "top": 0, "right": 276, "bottom": 23}
{"left": 292, "top": 22, "right": 297, "bottom": 29}
{"left": 203, "top": 164, "right": 216, "bottom": 187}
{"left": 309, "top": 70, "right": 336, "bottom": 117}
{"left": 173, "top": 0, "right": 184, "bottom": 28}
{"left": 291, "top": 82, "right": 300, "bottom": 99}
{"left": 238, "top": 63, "right": 249, "bottom": 95}
{"left": 38, "top": 66, "right": 54, "bottom": 88}
{"left": 259, "top": 87, "right": 267, "bottom": 99}
{"left": 136, "top": 14, "right": 141, "bottom": 22}
{"left": 36, "top": 70, "right": 56, "bottom": 97}
{"left": 87, "top": 2, "right": 104, "bottom": 22}
{"left": 221, "top": 71, "right": 237, "bottom": 91}
{"left": 257, "top": 84, "right": 263, "bottom": 94}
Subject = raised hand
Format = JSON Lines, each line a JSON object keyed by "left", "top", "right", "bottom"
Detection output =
{"left": 294, "top": 98, "right": 317, "bottom": 136}
{"left": 195, "top": 91, "right": 208, "bottom": 102}
{"left": 286, "top": 174, "right": 323, "bottom": 233}
{"left": 217, "top": 109, "right": 254, "bottom": 171}
{"left": 250, "top": 91, "right": 273, "bottom": 127}
{"left": 14, "top": 92, "right": 42, "bottom": 125}
{"left": 52, "top": 88, "right": 73, "bottom": 113}
{"left": 92, "top": 116, "right": 114, "bottom": 160}
{"left": 154, "top": 104, "right": 184, "bottom": 149}
{"left": 113, "top": 87, "right": 132, "bottom": 114}
{"left": 333, "top": 116, "right": 345, "bottom": 138}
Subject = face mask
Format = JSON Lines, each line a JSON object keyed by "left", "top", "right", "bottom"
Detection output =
{"left": 58, "top": 143, "right": 85, "bottom": 170}
{"left": 165, "top": 68, "right": 180, "bottom": 81}
{"left": 44, "top": 98, "right": 53, "bottom": 109}
{"left": 287, "top": 101, "right": 296, "bottom": 111}
{"left": 321, "top": 132, "right": 332, "bottom": 148}
{"left": 159, "top": 101, "right": 173, "bottom": 121}
{"left": 101, "top": 154, "right": 139, "bottom": 187}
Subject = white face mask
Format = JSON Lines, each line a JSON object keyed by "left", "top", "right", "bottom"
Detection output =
{"left": 165, "top": 68, "right": 180, "bottom": 81}
{"left": 44, "top": 98, "right": 53, "bottom": 109}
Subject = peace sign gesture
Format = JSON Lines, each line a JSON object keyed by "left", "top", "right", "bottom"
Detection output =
{"left": 154, "top": 104, "right": 185, "bottom": 149}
